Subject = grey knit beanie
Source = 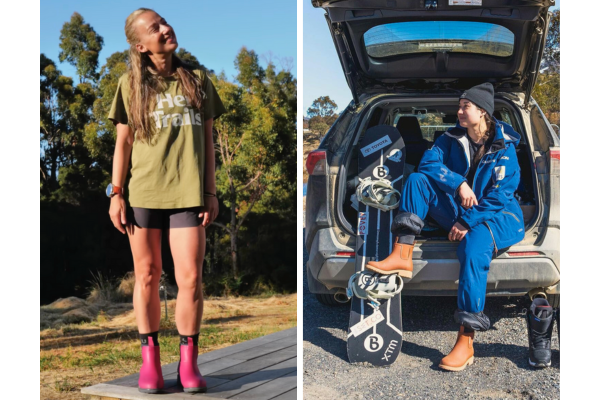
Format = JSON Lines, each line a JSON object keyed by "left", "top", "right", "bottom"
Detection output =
{"left": 459, "top": 83, "right": 495, "bottom": 117}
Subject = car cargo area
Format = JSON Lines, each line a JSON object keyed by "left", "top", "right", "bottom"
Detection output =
{"left": 340, "top": 100, "right": 538, "bottom": 241}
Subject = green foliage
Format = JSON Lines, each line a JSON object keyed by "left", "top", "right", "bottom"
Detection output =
{"left": 176, "top": 48, "right": 214, "bottom": 74}
{"left": 87, "top": 50, "right": 129, "bottom": 170}
{"left": 213, "top": 46, "right": 296, "bottom": 278}
{"left": 40, "top": 52, "right": 106, "bottom": 203}
{"left": 307, "top": 96, "right": 338, "bottom": 139}
{"left": 532, "top": 10, "right": 560, "bottom": 124}
{"left": 234, "top": 48, "right": 265, "bottom": 90}
{"left": 419, "top": 113, "right": 442, "bottom": 126}
{"left": 308, "top": 117, "right": 330, "bottom": 139}
{"left": 532, "top": 73, "right": 560, "bottom": 124}
{"left": 544, "top": 10, "right": 559, "bottom": 73}
{"left": 59, "top": 12, "right": 104, "bottom": 83}
{"left": 306, "top": 95, "right": 337, "bottom": 119}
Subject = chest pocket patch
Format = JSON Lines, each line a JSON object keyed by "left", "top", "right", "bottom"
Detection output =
{"left": 494, "top": 166, "right": 506, "bottom": 181}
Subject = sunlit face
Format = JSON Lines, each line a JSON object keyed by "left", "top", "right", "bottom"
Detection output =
{"left": 457, "top": 99, "right": 486, "bottom": 129}
{"left": 134, "top": 11, "right": 178, "bottom": 55}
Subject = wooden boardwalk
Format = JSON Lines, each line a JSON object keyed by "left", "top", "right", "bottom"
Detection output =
{"left": 81, "top": 327, "right": 297, "bottom": 400}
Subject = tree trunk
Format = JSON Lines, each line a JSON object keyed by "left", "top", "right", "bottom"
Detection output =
{"left": 50, "top": 145, "right": 58, "bottom": 189}
{"left": 230, "top": 191, "right": 239, "bottom": 278}
{"left": 231, "top": 229, "right": 238, "bottom": 279}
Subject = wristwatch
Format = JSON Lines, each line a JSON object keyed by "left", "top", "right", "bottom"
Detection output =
{"left": 106, "top": 183, "right": 124, "bottom": 198}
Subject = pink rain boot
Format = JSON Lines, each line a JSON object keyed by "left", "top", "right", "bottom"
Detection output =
{"left": 177, "top": 336, "right": 207, "bottom": 393}
{"left": 138, "top": 336, "right": 164, "bottom": 393}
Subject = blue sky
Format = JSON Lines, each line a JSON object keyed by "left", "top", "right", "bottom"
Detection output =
{"left": 303, "top": 0, "right": 560, "bottom": 115}
{"left": 41, "top": 0, "right": 297, "bottom": 82}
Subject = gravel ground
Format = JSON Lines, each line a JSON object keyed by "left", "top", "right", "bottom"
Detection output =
{"left": 302, "top": 230, "right": 560, "bottom": 400}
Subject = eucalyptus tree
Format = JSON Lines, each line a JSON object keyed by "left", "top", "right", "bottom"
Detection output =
{"left": 59, "top": 12, "right": 104, "bottom": 83}
{"left": 213, "top": 47, "right": 297, "bottom": 278}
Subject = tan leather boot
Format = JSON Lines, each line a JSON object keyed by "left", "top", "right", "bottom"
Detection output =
{"left": 439, "top": 326, "right": 475, "bottom": 371}
{"left": 366, "top": 238, "right": 414, "bottom": 278}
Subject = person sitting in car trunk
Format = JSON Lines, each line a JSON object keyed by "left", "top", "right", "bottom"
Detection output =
{"left": 366, "top": 82, "right": 525, "bottom": 371}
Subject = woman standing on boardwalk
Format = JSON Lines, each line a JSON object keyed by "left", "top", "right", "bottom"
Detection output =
{"left": 107, "top": 8, "right": 225, "bottom": 393}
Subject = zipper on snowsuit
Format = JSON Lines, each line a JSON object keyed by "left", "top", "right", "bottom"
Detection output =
{"left": 484, "top": 221, "right": 498, "bottom": 256}
{"left": 502, "top": 210, "right": 521, "bottom": 223}
{"left": 471, "top": 150, "right": 492, "bottom": 195}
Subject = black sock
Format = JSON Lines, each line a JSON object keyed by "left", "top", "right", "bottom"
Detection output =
{"left": 180, "top": 333, "right": 200, "bottom": 346}
{"left": 140, "top": 331, "right": 159, "bottom": 347}
{"left": 398, "top": 235, "right": 415, "bottom": 245}
{"left": 463, "top": 326, "right": 474, "bottom": 333}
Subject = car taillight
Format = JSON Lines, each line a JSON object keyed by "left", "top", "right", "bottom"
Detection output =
{"left": 507, "top": 251, "right": 541, "bottom": 257}
{"left": 550, "top": 148, "right": 559, "bottom": 175}
{"left": 306, "top": 150, "right": 326, "bottom": 176}
{"left": 336, "top": 252, "right": 355, "bottom": 257}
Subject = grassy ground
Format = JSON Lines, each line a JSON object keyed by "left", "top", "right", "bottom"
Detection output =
{"left": 40, "top": 294, "right": 296, "bottom": 400}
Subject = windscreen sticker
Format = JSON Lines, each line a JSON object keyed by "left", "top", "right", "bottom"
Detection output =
{"left": 358, "top": 212, "right": 369, "bottom": 236}
{"left": 361, "top": 135, "right": 392, "bottom": 157}
{"left": 349, "top": 309, "right": 384, "bottom": 337}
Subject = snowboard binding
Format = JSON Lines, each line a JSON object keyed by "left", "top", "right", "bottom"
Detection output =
{"left": 347, "top": 270, "right": 404, "bottom": 310}
{"left": 355, "top": 176, "right": 401, "bottom": 211}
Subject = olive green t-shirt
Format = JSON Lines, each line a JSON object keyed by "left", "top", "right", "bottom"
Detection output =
{"left": 108, "top": 69, "right": 226, "bottom": 208}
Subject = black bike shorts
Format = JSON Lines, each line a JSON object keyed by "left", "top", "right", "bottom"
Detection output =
{"left": 128, "top": 207, "right": 202, "bottom": 229}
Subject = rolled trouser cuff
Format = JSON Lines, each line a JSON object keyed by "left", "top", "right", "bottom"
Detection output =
{"left": 391, "top": 212, "right": 425, "bottom": 236}
{"left": 454, "top": 309, "right": 491, "bottom": 332}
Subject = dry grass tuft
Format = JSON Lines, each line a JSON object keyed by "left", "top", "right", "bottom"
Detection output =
{"left": 87, "top": 271, "right": 132, "bottom": 305}
{"left": 116, "top": 271, "right": 136, "bottom": 299}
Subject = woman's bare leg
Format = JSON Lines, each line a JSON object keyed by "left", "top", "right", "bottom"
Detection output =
{"left": 127, "top": 224, "right": 163, "bottom": 333}
{"left": 169, "top": 226, "right": 206, "bottom": 335}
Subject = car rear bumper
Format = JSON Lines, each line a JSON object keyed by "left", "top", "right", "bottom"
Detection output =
{"left": 307, "top": 227, "right": 560, "bottom": 296}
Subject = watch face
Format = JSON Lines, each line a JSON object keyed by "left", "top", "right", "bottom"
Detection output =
{"left": 106, "top": 183, "right": 113, "bottom": 197}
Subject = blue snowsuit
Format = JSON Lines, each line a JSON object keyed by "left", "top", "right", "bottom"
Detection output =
{"left": 399, "top": 119, "right": 525, "bottom": 314}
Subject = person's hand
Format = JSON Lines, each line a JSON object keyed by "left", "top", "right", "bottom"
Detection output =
{"left": 458, "top": 182, "right": 478, "bottom": 209}
{"left": 448, "top": 221, "right": 468, "bottom": 242}
{"left": 109, "top": 195, "right": 127, "bottom": 234}
{"left": 199, "top": 196, "right": 219, "bottom": 227}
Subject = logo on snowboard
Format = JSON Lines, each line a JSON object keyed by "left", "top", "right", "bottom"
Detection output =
{"left": 364, "top": 333, "right": 384, "bottom": 352}
{"left": 349, "top": 309, "right": 384, "bottom": 337}
{"left": 386, "top": 149, "right": 402, "bottom": 163}
{"left": 360, "top": 135, "right": 392, "bottom": 157}
{"left": 358, "top": 212, "right": 369, "bottom": 235}
{"left": 382, "top": 339, "right": 399, "bottom": 361}
{"left": 372, "top": 165, "right": 390, "bottom": 179}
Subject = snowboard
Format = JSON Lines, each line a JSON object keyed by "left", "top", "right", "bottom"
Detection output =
{"left": 347, "top": 125, "right": 405, "bottom": 366}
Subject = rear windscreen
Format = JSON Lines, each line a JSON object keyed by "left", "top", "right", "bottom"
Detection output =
{"left": 364, "top": 21, "right": 514, "bottom": 58}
